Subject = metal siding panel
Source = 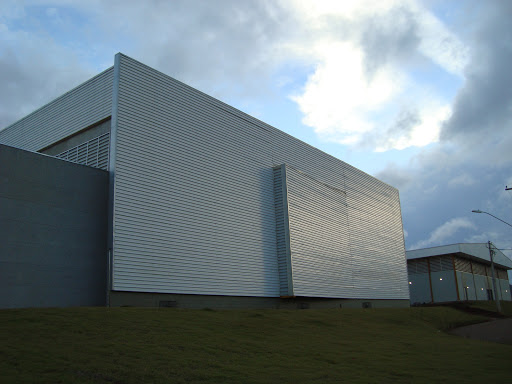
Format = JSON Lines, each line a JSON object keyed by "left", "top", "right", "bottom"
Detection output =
{"left": 273, "top": 165, "right": 294, "bottom": 296}
{"left": 112, "top": 55, "right": 279, "bottom": 296}
{"left": 285, "top": 165, "right": 353, "bottom": 297}
{"left": 273, "top": 167, "right": 287, "bottom": 295}
{"left": 284, "top": 163, "right": 409, "bottom": 299}
{"left": 111, "top": 54, "right": 408, "bottom": 300}
{"left": 272, "top": 133, "right": 408, "bottom": 299}
{"left": 0, "top": 68, "right": 114, "bottom": 151}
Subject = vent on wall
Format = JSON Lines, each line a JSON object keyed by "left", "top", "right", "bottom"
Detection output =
{"left": 497, "top": 269, "right": 508, "bottom": 280}
{"left": 55, "top": 132, "right": 110, "bottom": 170}
{"left": 471, "top": 262, "right": 487, "bottom": 276}
{"left": 159, "top": 301, "right": 177, "bottom": 308}
{"left": 408, "top": 259, "right": 429, "bottom": 274}
{"left": 454, "top": 257, "right": 472, "bottom": 273}
{"left": 429, "top": 256, "right": 453, "bottom": 272}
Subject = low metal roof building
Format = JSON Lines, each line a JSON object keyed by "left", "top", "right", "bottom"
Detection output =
{"left": 406, "top": 243, "right": 512, "bottom": 305}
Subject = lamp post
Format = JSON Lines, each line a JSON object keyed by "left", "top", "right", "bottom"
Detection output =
{"left": 471, "top": 210, "right": 512, "bottom": 313}
{"left": 471, "top": 210, "right": 512, "bottom": 228}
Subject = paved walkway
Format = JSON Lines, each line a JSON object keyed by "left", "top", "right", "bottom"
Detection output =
{"left": 449, "top": 318, "right": 512, "bottom": 345}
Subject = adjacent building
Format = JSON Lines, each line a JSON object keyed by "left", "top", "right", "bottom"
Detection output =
{"left": 0, "top": 53, "right": 410, "bottom": 309}
{"left": 407, "top": 243, "right": 512, "bottom": 305}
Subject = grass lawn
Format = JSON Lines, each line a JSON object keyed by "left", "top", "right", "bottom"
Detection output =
{"left": 467, "top": 300, "right": 512, "bottom": 317}
{"left": 0, "top": 306, "right": 510, "bottom": 383}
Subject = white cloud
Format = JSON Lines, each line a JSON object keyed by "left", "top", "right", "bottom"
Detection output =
{"left": 288, "top": 0, "right": 467, "bottom": 152}
{"left": 448, "top": 173, "right": 476, "bottom": 187}
{"left": 412, "top": 2, "right": 470, "bottom": 76}
{"left": 1, "top": 0, "right": 468, "bottom": 153}
{"left": 0, "top": 22, "right": 93, "bottom": 127}
{"left": 464, "top": 232, "right": 500, "bottom": 244}
{"left": 291, "top": 42, "right": 401, "bottom": 145}
{"left": 289, "top": 0, "right": 402, "bottom": 21}
{"left": 374, "top": 103, "right": 451, "bottom": 152}
{"left": 411, "top": 217, "right": 476, "bottom": 249}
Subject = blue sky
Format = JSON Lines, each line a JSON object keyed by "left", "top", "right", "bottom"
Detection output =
{"left": 1, "top": 0, "right": 511, "bottom": 269}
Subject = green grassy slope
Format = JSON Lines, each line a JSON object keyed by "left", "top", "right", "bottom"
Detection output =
{"left": 0, "top": 307, "right": 509, "bottom": 383}
{"left": 468, "top": 300, "right": 512, "bottom": 317}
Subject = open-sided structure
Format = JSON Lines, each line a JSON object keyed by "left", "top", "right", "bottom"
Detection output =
{"left": 407, "top": 243, "right": 512, "bottom": 305}
{"left": 0, "top": 53, "right": 409, "bottom": 309}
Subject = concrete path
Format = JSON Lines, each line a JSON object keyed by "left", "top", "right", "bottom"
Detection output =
{"left": 449, "top": 318, "right": 512, "bottom": 345}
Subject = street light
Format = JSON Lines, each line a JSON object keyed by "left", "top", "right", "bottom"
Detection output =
{"left": 471, "top": 210, "right": 512, "bottom": 228}
{"left": 471, "top": 209, "right": 512, "bottom": 313}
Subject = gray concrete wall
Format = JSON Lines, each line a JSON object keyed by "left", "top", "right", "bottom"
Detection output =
{"left": 0, "top": 144, "right": 109, "bottom": 308}
{"left": 109, "top": 291, "right": 410, "bottom": 309}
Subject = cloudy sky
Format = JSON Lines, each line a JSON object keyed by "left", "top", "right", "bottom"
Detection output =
{"left": 1, "top": 0, "right": 511, "bottom": 263}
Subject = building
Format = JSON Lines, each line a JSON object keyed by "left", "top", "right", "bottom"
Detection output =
{"left": 407, "top": 243, "right": 512, "bottom": 305}
{"left": 0, "top": 53, "right": 409, "bottom": 309}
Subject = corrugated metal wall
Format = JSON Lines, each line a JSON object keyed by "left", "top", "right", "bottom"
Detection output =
{"left": 0, "top": 68, "right": 114, "bottom": 152}
{"left": 272, "top": 135, "right": 408, "bottom": 299}
{"left": 112, "top": 55, "right": 280, "bottom": 296}
{"left": 112, "top": 54, "right": 409, "bottom": 299}
{"left": 285, "top": 165, "right": 352, "bottom": 297}
{"left": 273, "top": 166, "right": 293, "bottom": 296}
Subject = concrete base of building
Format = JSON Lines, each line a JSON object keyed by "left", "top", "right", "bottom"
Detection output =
{"left": 109, "top": 291, "right": 410, "bottom": 309}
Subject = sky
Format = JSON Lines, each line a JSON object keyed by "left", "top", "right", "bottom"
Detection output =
{"left": 1, "top": 0, "right": 511, "bottom": 266}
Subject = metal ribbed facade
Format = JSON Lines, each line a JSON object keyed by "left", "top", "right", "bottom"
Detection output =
{"left": 111, "top": 54, "right": 409, "bottom": 299}
{"left": 0, "top": 68, "right": 114, "bottom": 152}
{"left": 285, "top": 165, "right": 352, "bottom": 297}
{"left": 271, "top": 134, "right": 408, "bottom": 299}
{"left": 273, "top": 164, "right": 408, "bottom": 299}
{"left": 112, "top": 54, "right": 280, "bottom": 296}
{"left": 273, "top": 165, "right": 293, "bottom": 296}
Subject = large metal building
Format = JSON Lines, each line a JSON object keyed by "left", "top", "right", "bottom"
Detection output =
{"left": 0, "top": 53, "right": 409, "bottom": 309}
{"left": 407, "top": 243, "right": 512, "bottom": 305}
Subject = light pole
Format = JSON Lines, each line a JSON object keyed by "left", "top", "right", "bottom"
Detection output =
{"left": 471, "top": 210, "right": 512, "bottom": 228}
{"left": 471, "top": 210, "right": 512, "bottom": 313}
